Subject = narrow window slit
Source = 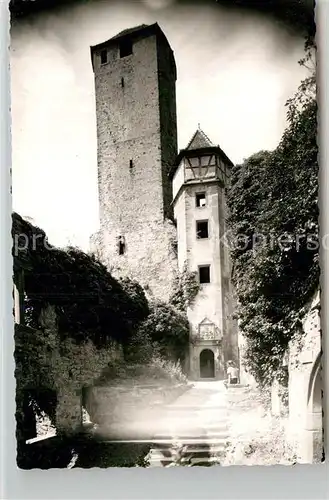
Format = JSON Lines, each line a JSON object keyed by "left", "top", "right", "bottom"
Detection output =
{"left": 118, "top": 236, "right": 125, "bottom": 255}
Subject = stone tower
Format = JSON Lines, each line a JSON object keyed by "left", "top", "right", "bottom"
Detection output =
{"left": 90, "top": 23, "right": 178, "bottom": 301}
{"left": 170, "top": 128, "right": 239, "bottom": 380}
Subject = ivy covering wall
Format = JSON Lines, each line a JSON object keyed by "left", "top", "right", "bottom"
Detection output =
{"left": 227, "top": 38, "right": 318, "bottom": 388}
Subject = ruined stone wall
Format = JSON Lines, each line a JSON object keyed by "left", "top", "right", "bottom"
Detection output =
{"left": 17, "top": 305, "right": 124, "bottom": 437}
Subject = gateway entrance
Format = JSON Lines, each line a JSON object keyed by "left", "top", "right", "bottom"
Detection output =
{"left": 200, "top": 349, "right": 215, "bottom": 378}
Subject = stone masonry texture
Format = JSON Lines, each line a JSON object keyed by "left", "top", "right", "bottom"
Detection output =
{"left": 90, "top": 25, "right": 178, "bottom": 302}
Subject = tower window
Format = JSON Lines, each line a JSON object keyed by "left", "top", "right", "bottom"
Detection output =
{"left": 119, "top": 39, "right": 133, "bottom": 58}
{"left": 199, "top": 265, "right": 210, "bottom": 284}
{"left": 129, "top": 159, "right": 133, "bottom": 169}
{"left": 196, "top": 192, "right": 206, "bottom": 207}
{"left": 196, "top": 220, "right": 209, "bottom": 239}
{"left": 121, "top": 77, "right": 125, "bottom": 87}
{"left": 118, "top": 236, "right": 125, "bottom": 255}
{"left": 100, "top": 49, "right": 108, "bottom": 65}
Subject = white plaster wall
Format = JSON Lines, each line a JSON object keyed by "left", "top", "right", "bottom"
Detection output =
{"left": 172, "top": 161, "right": 185, "bottom": 202}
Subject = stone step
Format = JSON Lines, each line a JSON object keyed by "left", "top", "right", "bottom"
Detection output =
{"left": 181, "top": 456, "right": 222, "bottom": 465}
{"left": 183, "top": 444, "right": 226, "bottom": 453}
{"left": 154, "top": 424, "right": 229, "bottom": 434}
{"left": 152, "top": 437, "right": 228, "bottom": 449}
{"left": 149, "top": 442, "right": 227, "bottom": 452}
{"left": 146, "top": 437, "right": 229, "bottom": 468}
{"left": 154, "top": 434, "right": 228, "bottom": 441}
{"left": 166, "top": 406, "right": 228, "bottom": 412}
{"left": 205, "top": 422, "right": 229, "bottom": 428}
{"left": 164, "top": 417, "right": 227, "bottom": 425}
{"left": 150, "top": 448, "right": 215, "bottom": 457}
{"left": 205, "top": 431, "right": 229, "bottom": 438}
{"left": 147, "top": 456, "right": 222, "bottom": 467}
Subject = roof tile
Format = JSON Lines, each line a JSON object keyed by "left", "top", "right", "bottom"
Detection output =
{"left": 186, "top": 128, "right": 215, "bottom": 150}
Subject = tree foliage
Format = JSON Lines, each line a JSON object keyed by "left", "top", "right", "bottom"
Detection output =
{"left": 136, "top": 302, "right": 190, "bottom": 362}
{"left": 13, "top": 213, "right": 149, "bottom": 347}
{"left": 227, "top": 38, "right": 318, "bottom": 386}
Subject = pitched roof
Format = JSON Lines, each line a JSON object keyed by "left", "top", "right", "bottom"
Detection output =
{"left": 186, "top": 127, "right": 215, "bottom": 150}
{"left": 111, "top": 24, "right": 150, "bottom": 40}
{"left": 169, "top": 127, "right": 234, "bottom": 179}
{"left": 91, "top": 23, "right": 162, "bottom": 52}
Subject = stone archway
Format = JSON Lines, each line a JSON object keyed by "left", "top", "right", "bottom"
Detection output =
{"left": 307, "top": 351, "right": 321, "bottom": 405}
{"left": 200, "top": 349, "right": 215, "bottom": 379}
{"left": 305, "top": 352, "right": 323, "bottom": 462}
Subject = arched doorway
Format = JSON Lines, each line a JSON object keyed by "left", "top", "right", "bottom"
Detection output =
{"left": 306, "top": 353, "right": 323, "bottom": 462}
{"left": 200, "top": 349, "right": 215, "bottom": 379}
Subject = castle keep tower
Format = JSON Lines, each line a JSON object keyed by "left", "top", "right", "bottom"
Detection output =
{"left": 171, "top": 128, "right": 239, "bottom": 380}
{"left": 90, "top": 24, "right": 178, "bottom": 300}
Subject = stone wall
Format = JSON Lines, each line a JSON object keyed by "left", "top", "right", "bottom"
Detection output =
{"left": 85, "top": 381, "right": 189, "bottom": 439}
{"left": 236, "top": 331, "right": 256, "bottom": 387}
{"left": 16, "top": 305, "right": 125, "bottom": 439}
{"left": 286, "top": 291, "right": 323, "bottom": 463}
{"left": 55, "top": 388, "right": 82, "bottom": 435}
{"left": 90, "top": 219, "right": 178, "bottom": 302}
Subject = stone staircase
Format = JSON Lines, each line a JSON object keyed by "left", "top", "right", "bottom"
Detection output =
{"left": 146, "top": 384, "right": 231, "bottom": 467}
{"left": 146, "top": 434, "right": 229, "bottom": 467}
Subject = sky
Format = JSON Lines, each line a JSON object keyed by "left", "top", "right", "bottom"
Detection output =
{"left": 10, "top": 0, "right": 308, "bottom": 250}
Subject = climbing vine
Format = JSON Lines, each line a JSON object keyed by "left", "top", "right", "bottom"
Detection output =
{"left": 227, "top": 37, "right": 319, "bottom": 388}
{"left": 169, "top": 262, "right": 200, "bottom": 312}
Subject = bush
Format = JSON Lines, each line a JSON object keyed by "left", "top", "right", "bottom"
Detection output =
{"left": 149, "top": 356, "right": 187, "bottom": 384}
{"left": 137, "top": 302, "right": 189, "bottom": 362}
{"left": 123, "top": 328, "right": 156, "bottom": 364}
